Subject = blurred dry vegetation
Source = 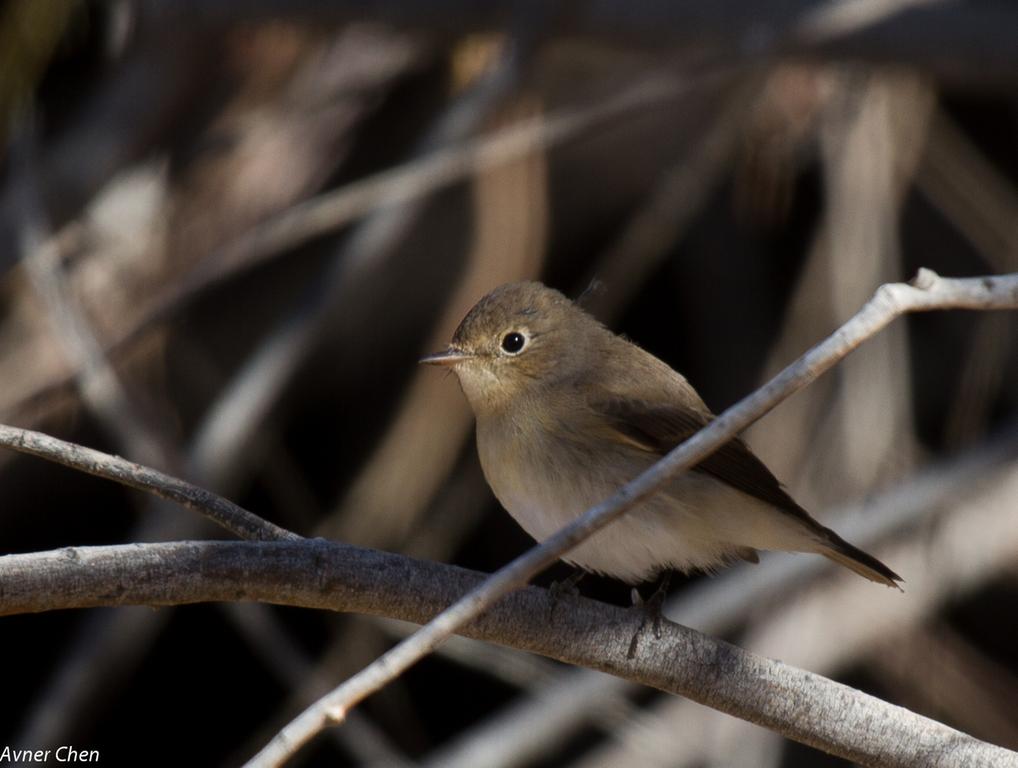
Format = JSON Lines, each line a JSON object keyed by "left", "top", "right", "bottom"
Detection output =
{"left": 1, "top": 1, "right": 1017, "bottom": 766}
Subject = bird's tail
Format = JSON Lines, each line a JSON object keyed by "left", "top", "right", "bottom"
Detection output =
{"left": 817, "top": 531, "right": 903, "bottom": 590}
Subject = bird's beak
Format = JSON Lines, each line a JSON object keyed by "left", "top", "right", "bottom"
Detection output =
{"left": 419, "top": 347, "right": 473, "bottom": 366}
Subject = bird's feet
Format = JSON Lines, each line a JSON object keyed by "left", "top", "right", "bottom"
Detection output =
{"left": 547, "top": 569, "right": 586, "bottom": 621}
{"left": 627, "top": 572, "right": 672, "bottom": 659}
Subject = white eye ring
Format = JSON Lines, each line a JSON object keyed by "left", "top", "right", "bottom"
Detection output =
{"left": 500, "top": 331, "right": 528, "bottom": 355}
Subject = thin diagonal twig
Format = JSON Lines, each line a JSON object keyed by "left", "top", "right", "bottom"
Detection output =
{"left": 0, "top": 424, "right": 297, "bottom": 542}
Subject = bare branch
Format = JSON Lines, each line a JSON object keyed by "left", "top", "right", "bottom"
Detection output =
{"left": 249, "top": 269, "right": 1018, "bottom": 765}
{"left": 0, "top": 424, "right": 297, "bottom": 542}
{"left": 1, "top": 538, "right": 1016, "bottom": 768}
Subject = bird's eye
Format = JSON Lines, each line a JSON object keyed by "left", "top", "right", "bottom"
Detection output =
{"left": 500, "top": 331, "right": 527, "bottom": 355}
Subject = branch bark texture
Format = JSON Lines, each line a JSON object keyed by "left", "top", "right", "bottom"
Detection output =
{"left": 1, "top": 539, "right": 1015, "bottom": 768}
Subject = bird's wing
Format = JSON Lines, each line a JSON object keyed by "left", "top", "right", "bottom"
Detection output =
{"left": 592, "top": 397, "right": 817, "bottom": 526}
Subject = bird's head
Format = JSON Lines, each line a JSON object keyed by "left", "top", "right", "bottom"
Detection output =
{"left": 420, "top": 282, "right": 602, "bottom": 413}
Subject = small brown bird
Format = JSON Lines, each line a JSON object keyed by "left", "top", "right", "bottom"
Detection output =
{"left": 422, "top": 282, "right": 901, "bottom": 588}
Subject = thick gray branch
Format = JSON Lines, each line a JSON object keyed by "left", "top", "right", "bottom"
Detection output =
{"left": 0, "top": 540, "right": 1014, "bottom": 768}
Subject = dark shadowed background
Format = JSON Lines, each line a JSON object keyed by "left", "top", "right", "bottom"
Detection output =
{"left": 1, "top": 2, "right": 1017, "bottom": 766}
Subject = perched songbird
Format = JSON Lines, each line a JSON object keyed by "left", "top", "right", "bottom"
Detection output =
{"left": 421, "top": 282, "right": 901, "bottom": 588}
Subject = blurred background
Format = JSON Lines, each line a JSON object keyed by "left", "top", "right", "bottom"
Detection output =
{"left": 1, "top": 1, "right": 1017, "bottom": 766}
